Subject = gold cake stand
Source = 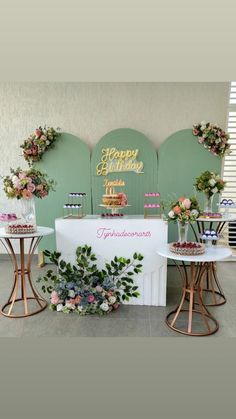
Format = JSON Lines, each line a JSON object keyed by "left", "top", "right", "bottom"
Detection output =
{"left": 99, "top": 204, "right": 131, "bottom": 215}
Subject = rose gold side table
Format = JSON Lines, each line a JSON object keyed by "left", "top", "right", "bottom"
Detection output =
{"left": 0, "top": 226, "right": 53, "bottom": 318}
{"left": 190, "top": 215, "right": 236, "bottom": 306}
{"left": 157, "top": 245, "right": 232, "bottom": 336}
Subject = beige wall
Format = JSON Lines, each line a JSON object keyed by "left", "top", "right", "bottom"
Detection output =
{"left": 0, "top": 82, "right": 229, "bottom": 209}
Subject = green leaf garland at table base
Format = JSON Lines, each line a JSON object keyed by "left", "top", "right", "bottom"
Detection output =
{"left": 37, "top": 245, "right": 143, "bottom": 315}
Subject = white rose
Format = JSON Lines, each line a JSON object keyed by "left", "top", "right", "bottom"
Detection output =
{"left": 77, "top": 305, "right": 83, "bottom": 312}
{"left": 191, "top": 209, "right": 199, "bottom": 217}
{"left": 65, "top": 302, "right": 75, "bottom": 310}
{"left": 212, "top": 187, "right": 218, "bottom": 194}
{"left": 7, "top": 187, "right": 14, "bottom": 193}
{"left": 201, "top": 120, "right": 206, "bottom": 127}
{"left": 168, "top": 210, "right": 175, "bottom": 219}
{"left": 209, "top": 179, "right": 216, "bottom": 187}
{"left": 12, "top": 175, "right": 18, "bottom": 185}
{"left": 100, "top": 302, "right": 109, "bottom": 312}
{"left": 56, "top": 303, "right": 63, "bottom": 312}
{"left": 108, "top": 296, "right": 116, "bottom": 304}
{"left": 68, "top": 290, "right": 75, "bottom": 298}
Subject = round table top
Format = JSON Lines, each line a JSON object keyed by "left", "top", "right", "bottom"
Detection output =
{"left": 157, "top": 245, "right": 232, "bottom": 263}
{"left": 197, "top": 214, "right": 236, "bottom": 222}
{"left": 0, "top": 226, "right": 54, "bottom": 239}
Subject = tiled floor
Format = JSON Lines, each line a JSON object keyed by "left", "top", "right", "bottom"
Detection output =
{"left": 0, "top": 256, "right": 236, "bottom": 337}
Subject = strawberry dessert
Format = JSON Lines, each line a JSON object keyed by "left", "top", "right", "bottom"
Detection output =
{"left": 170, "top": 241, "right": 205, "bottom": 255}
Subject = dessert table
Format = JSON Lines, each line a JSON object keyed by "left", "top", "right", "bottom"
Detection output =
{"left": 55, "top": 215, "right": 168, "bottom": 306}
{"left": 190, "top": 214, "right": 236, "bottom": 306}
{"left": 157, "top": 245, "right": 232, "bottom": 336}
{"left": 0, "top": 226, "right": 54, "bottom": 318}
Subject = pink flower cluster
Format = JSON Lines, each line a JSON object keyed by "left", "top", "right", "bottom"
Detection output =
{"left": 117, "top": 192, "right": 128, "bottom": 206}
{"left": 167, "top": 196, "right": 200, "bottom": 224}
{"left": 3, "top": 168, "right": 54, "bottom": 200}
{"left": 20, "top": 126, "right": 60, "bottom": 165}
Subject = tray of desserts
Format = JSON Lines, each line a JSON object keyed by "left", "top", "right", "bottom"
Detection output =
{"left": 6, "top": 224, "right": 36, "bottom": 234}
{"left": 169, "top": 241, "right": 205, "bottom": 255}
{"left": 199, "top": 212, "right": 222, "bottom": 219}
{"left": 200, "top": 229, "right": 221, "bottom": 241}
{"left": 218, "top": 198, "right": 236, "bottom": 209}
{"left": 0, "top": 213, "right": 18, "bottom": 222}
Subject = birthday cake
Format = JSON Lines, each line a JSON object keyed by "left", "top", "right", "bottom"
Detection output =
{"left": 102, "top": 188, "right": 127, "bottom": 207}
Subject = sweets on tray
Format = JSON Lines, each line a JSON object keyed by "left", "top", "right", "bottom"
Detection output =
{"left": 101, "top": 213, "right": 124, "bottom": 217}
{"left": 6, "top": 224, "right": 36, "bottom": 234}
{"left": 63, "top": 192, "right": 86, "bottom": 218}
{"left": 200, "top": 212, "right": 222, "bottom": 218}
{"left": 201, "top": 230, "right": 219, "bottom": 240}
{"left": 169, "top": 241, "right": 205, "bottom": 256}
{"left": 144, "top": 193, "right": 160, "bottom": 197}
{"left": 144, "top": 192, "right": 161, "bottom": 218}
{"left": 0, "top": 213, "right": 17, "bottom": 222}
{"left": 220, "top": 198, "right": 235, "bottom": 207}
{"left": 144, "top": 204, "right": 160, "bottom": 208}
{"left": 68, "top": 193, "right": 86, "bottom": 197}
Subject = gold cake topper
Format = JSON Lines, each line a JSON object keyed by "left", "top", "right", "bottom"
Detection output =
{"left": 103, "top": 178, "right": 125, "bottom": 195}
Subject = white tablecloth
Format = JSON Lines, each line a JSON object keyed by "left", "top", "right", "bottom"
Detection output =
{"left": 55, "top": 215, "right": 168, "bottom": 306}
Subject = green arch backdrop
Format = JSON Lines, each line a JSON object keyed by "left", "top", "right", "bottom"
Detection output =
{"left": 35, "top": 132, "right": 91, "bottom": 252}
{"left": 158, "top": 129, "right": 222, "bottom": 242}
{"left": 91, "top": 128, "right": 159, "bottom": 215}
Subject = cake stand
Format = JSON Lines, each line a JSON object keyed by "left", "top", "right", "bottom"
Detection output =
{"left": 217, "top": 203, "right": 236, "bottom": 218}
{"left": 99, "top": 204, "right": 131, "bottom": 215}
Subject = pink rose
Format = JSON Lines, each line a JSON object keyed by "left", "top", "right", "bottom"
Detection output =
{"left": 40, "top": 135, "right": 47, "bottom": 141}
{"left": 13, "top": 179, "right": 21, "bottom": 190}
{"left": 87, "top": 295, "right": 95, "bottom": 303}
{"left": 25, "top": 149, "right": 32, "bottom": 155}
{"left": 198, "top": 137, "right": 204, "bottom": 144}
{"left": 96, "top": 285, "right": 103, "bottom": 292}
{"left": 51, "top": 291, "right": 60, "bottom": 305}
{"left": 193, "top": 128, "right": 199, "bottom": 135}
{"left": 22, "top": 189, "right": 33, "bottom": 199}
{"left": 35, "top": 129, "right": 42, "bottom": 138}
{"left": 39, "top": 189, "right": 48, "bottom": 198}
{"left": 31, "top": 146, "right": 38, "bottom": 156}
{"left": 182, "top": 198, "right": 191, "bottom": 209}
{"left": 27, "top": 183, "right": 36, "bottom": 193}
{"left": 178, "top": 197, "right": 185, "bottom": 203}
{"left": 173, "top": 205, "right": 181, "bottom": 215}
{"left": 19, "top": 172, "right": 27, "bottom": 180}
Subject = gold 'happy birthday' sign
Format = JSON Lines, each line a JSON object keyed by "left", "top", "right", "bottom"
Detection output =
{"left": 96, "top": 147, "right": 144, "bottom": 176}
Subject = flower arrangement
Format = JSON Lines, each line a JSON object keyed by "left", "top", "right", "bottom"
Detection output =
{"left": 37, "top": 245, "right": 143, "bottom": 315}
{"left": 20, "top": 126, "right": 61, "bottom": 165}
{"left": 3, "top": 167, "right": 56, "bottom": 200}
{"left": 167, "top": 196, "right": 200, "bottom": 225}
{"left": 194, "top": 171, "right": 225, "bottom": 197}
{"left": 192, "top": 121, "right": 230, "bottom": 157}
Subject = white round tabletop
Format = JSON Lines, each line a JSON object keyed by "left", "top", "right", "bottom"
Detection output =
{"left": 157, "top": 245, "right": 232, "bottom": 263}
{"left": 197, "top": 214, "right": 236, "bottom": 222}
{"left": 0, "top": 226, "right": 54, "bottom": 239}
